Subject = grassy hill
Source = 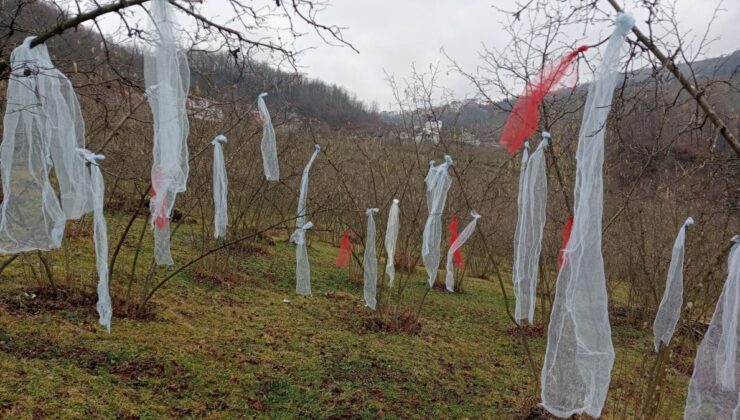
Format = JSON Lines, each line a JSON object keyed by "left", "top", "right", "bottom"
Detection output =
{"left": 0, "top": 215, "right": 693, "bottom": 418}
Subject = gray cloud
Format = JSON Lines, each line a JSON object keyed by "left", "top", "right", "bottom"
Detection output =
{"left": 291, "top": 0, "right": 739, "bottom": 110}
{"left": 96, "top": 0, "right": 739, "bottom": 110}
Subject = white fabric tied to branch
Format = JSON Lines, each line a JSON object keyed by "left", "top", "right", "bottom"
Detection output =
{"left": 290, "top": 221, "right": 314, "bottom": 296}
{"left": 153, "top": 226, "right": 173, "bottom": 266}
{"left": 0, "top": 38, "right": 76, "bottom": 253}
{"left": 31, "top": 40, "right": 92, "bottom": 222}
{"left": 258, "top": 93, "right": 279, "bottom": 181}
{"left": 685, "top": 236, "right": 740, "bottom": 419}
{"left": 385, "top": 199, "right": 400, "bottom": 288}
{"left": 297, "top": 144, "right": 321, "bottom": 228}
{"left": 290, "top": 145, "right": 320, "bottom": 296}
{"left": 541, "top": 13, "right": 634, "bottom": 419}
{"left": 513, "top": 134, "right": 549, "bottom": 323}
{"left": 5, "top": 37, "right": 93, "bottom": 222}
{"left": 445, "top": 211, "right": 481, "bottom": 292}
{"left": 211, "top": 135, "right": 228, "bottom": 239}
{"left": 145, "top": 0, "right": 190, "bottom": 265}
{"left": 653, "top": 217, "right": 694, "bottom": 352}
{"left": 422, "top": 155, "right": 453, "bottom": 287}
{"left": 77, "top": 149, "right": 112, "bottom": 332}
{"left": 364, "top": 208, "right": 380, "bottom": 309}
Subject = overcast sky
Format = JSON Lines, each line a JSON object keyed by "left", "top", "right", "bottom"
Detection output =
{"left": 98, "top": 0, "right": 739, "bottom": 110}
{"left": 288, "top": 0, "right": 739, "bottom": 110}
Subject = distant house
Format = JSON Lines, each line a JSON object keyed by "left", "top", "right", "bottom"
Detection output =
{"left": 461, "top": 131, "right": 480, "bottom": 147}
{"left": 414, "top": 118, "right": 442, "bottom": 145}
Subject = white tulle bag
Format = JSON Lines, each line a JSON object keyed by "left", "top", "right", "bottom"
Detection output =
{"left": 258, "top": 93, "right": 279, "bottom": 181}
{"left": 212, "top": 135, "right": 228, "bottom": 239}
{"left": 145, "top": 0, "right": 190, "bottom": 265}
{"left": 37, "top": 43, "right": 93, "bottom": 221}
{"left": 513, "top": 134, "right": 549, "bottom": 323}
{"left": 385, "top": 199, "right": 400, "bottom": 287}
{"left": 445, "top": 211, "right": 481, "bottom": 292}
{"left": 364, "top": 208, "right": 379, "bottom": 309}
{"left": 291, "top": 222, "right": 314, "bottom": 296}
{"left": 8, "top": 38, "right": 93, "bottom": 222}
{"left": 684, "top": 236, "right": 740, "bottom": 419}
{"left": 653, "top": 217, "right": 693, "bottom": 351}
{"left": 0, "top": 38, "right": 77, "bottom": 253}
{"left": 77, "top": 149, "right": 112, "bottom": 332}
{"left": 540, "top": 13, "right": 634, "bottom": 419}
{"left": 422, "top": 156, "right": 453, "bottom": 287}
{"left": 296, "top": 145, "right": 320, "bottom": 228}
{"left": 291, "top": 145, "right": 320, "bottom": 295}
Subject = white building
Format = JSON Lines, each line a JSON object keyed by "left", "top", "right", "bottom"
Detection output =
{"left": 414, "top": 118, "right": 442, "bottom": 145}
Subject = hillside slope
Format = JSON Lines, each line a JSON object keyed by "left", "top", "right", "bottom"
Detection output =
{"left": 0, "top": 215, "right": 692, "bottom": 418}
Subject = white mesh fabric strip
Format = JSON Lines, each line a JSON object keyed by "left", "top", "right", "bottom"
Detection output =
{"left": 145, "top": 0, "right": 190, "bottom": 265}
{"left": 717, "top": 238, "right": 740, "bottom": 391}
{"left": 445, "top": 211, "right": 481, "bottom": 292}
{"left": 422, "top": 155, "right": 453, "bottom": 287}
{"left": 364, "top": 208, "right": 379, "bottom": 309}
{"left": 153, "top": 220, "right": 174, "bottom": 266}
{"left": 78, "top": 149, "right": 112, "bottom": 332}
{"left": 513, "top": 143, "right": 530, "bottom": 306}
{"left": 297, "top": 145, "right": 321, "bottom": 228}
{"left": 289, "top": 145, "right": 320, "bottom": 296}
{"left": 0, "top": 37, "right": 67, "bottom": 253}
{"left": 513, "top": 134, "right": 549, "bottom": 323}
{"left": 685, "top": 236, "right": 740, "bottom": 419}
{"left": 653, "top": 217, "right": 694, "bottom": 351}
{"left": 540, "top": 13, "right": 634, "bottom": 419}
{"left": 211, "top": 135, "right": 228, "bottom": 239}
{"left": 385, "top": 199, "right": 400, "bottom": 287}
{"left": 42, "top": 45, "right": 92, "bottom": 221}
{"left": 3, "top": 37, "right": 94, "bottom": 222}
{"left": 258, "top": 93, "right": 279, "bottom": 181}
{"left": 290, "top": 221, "right": 314, "bottom": 296}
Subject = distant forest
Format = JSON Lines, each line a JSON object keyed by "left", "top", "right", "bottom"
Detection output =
{"left": 0, "top": 0, "right": 380, "bottom": 127}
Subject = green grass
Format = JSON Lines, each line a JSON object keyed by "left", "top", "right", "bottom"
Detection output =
{"left": 0, "top": 217, "right": 693, "bottom": 418}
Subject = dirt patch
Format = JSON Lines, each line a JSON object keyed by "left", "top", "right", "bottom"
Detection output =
{"left": 65, "top": 221, "right": 93, "bottom": 239}
{"left": 231, "top": 240, "right": 271, "bottom": 256}
{"left": 105, "top": 193, "right": 145, "bottom": 214}
{"left": 512, "top": 405, "right": 560, "bottom": 419}
{"left": 0, "top": 286, "right": 156, "bottom": 321}
{"left": 189, "top": 268, "right": 244, "bottom": 289}
{"left": 1, "top": 286, "right": 97, "bottom": 315}
{"left": 393, "top": 252, "right": 418, "bottom": 273}
{"left": 361, "top": 311, "right": 422, "bottom": 335}
{"left": 431, "top": 279, "right": 447, "bottom": 291}
{"left": 324, "top": 291, "right": 355, "bottom": 301}
{"left": 112, "top": 358, "right": 191, "bottom": 392}
{"left": 110, "top": 358, "right": 167, "bottom": 380}
{"left": 247, "top": 399, "right": 268, "bottom": 412}
{"left": 0, "top": 334, "right": 109, "bottom": 371}
{"left": 506, "top": 324, "right": 544, "bottom": 338}
{"left": 609, "top": 304, "right": 650, "bottom": 328}
{"left": 0, "top": 333, "right": 189, "bottom": 386}
{"left": 0, "top": 335, "right": 65, "bottom": 360}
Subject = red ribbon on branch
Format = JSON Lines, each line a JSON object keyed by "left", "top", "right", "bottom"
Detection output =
{"left": 558, "top": 214, "right": 575, "bottom": 268}
{"left": 500, "top": 45, "right": 588, "bottom": 153}
{"left": 150, "top": 166, "right": 169, "bottom": 230}
{"left": 335, "top": 231, "right": 353, "bottom": 268}
{"left": 448, "top": 214, "right": 464, "bottom": 268}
